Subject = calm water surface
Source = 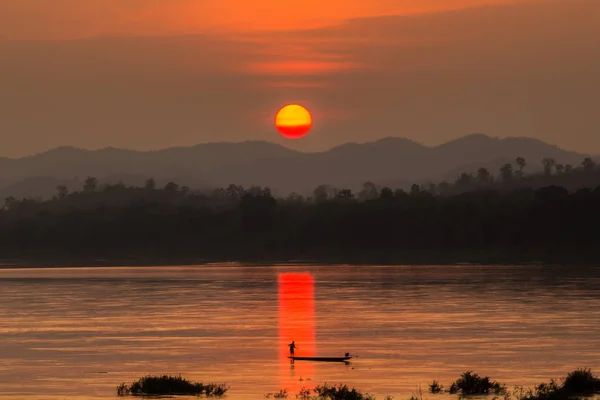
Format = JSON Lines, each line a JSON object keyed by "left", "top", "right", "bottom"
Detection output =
{"left": 1, "top": 265, "right": 599, "bottom": 400}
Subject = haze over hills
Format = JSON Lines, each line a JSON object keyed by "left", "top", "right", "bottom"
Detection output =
{"left": 2, "top": 1, "right": 600, "bottom": 157}
{"left": 0, "top": 134, "right": 596, "bottom": 199}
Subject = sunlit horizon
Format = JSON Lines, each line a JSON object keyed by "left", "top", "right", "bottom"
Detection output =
{"left": 1, "top": 0, "right": 599, "bottom": 158}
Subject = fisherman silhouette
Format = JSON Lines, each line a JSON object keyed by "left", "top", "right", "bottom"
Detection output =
{"left": 288, "top": 340, "right": 298, "bottom": 357}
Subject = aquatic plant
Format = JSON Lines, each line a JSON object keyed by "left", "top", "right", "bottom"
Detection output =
{"left": 518, "top": 380, "right": 566, "bottom": 400}
{"left": 408, "top": 384, "right": 424, "bottom": 400}
{"left": 297, "top": 387, "right": 312, "bottom": 399}
{"left": 449, "top": 371, "right": 506, "bottom": 395}
{"left": 116, "top": 382, "right": 128, "bottom": 396}
{"left": 116, "top": 374, "right": 228, "bottom": 397}
{"left": 429, "top": 380, "right": 443, "bottom": 394}
{"left": 204, "top": 382, "right": 230, "bottom": 396}
{"left": 517, "top": 368, "right": 600, "bottom": 400}
{"left": 562, "top": 368, "right": 600, "bottom": 395}
{"left": 265, "top": 389, "right": 289, "bottom": 399}
{"left": 269, "top": 385, "right": 392, "bottom": 400}
{"left": 313, "top": 383, "right": 376, "bottom": 400}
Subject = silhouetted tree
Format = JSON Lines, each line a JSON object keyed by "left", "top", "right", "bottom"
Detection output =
{"left": 3, "top": 196, "right": 16, "bottom": 210}
{"left": 455, "top": 173, "right": 473, "bottom": 189}
{"left": 410, "top": 184, "right": 421, "bottom": 196}
{"left": 246, "top": 186, "right": 268, "bottom": 197}
{"left": 286, "top": 192, "right": 305, "bottom": 203}
{"left": 379, "top": 187, "right": 394, "bottom": 200}
{"left": 499, "top": 164, "right": 513, "bottom": 181}
{"left": 358, "top": 181, "right": 379, "bottom": 201}
{"left": 83, "top": 177, "right": 98, "bottom": 193}
{"left": 164, "top": 182, "right": 179, "bottom": 193}
{"left": 582, "top": 157, "right": 596, "bottom": 171}
{"left": 211, "top": 187, "right": 227, "bottom": 198}
{"left": 542, "top": 157, "right": 556, "bottom": 176}
{"left": 437, "top": 181, "right": 451, "bottom": 195}
{"left": 313, "top": 184, "right": 333, "bottom": 203}
{"left": 394, "top": 189, "right": 408, "bottom": 199}
{"left": 565, "top": 164, "right": 573, "bottom": 173}
{"left": 555, "top": 164, "right": 565, "bottom": 175}
{"left": 56, "top": 185, "right": 69, "bottom": 199}
{"left": 477, "top": 168, "right": 492, "bottom": 185}
{"left": 516, "top": 157, "right": 526, "bottom": 178}
{"left": 335, "top": 189, "right": 354, "bottom": 200}
{"left": 144, "top": 178, "right": 156, "bottom": 190}
{"left": 226, "top": 184, "right": 245, "bottom": 200}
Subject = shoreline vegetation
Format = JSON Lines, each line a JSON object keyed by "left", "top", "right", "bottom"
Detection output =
{"left": 0, "top": 258, "right": 565, "bottom": 269}
{"left": 116, "top": 369, "right": 600, "bottom": 399}
{"left": 1, "top": 156, "right": 599, "bottom": 266}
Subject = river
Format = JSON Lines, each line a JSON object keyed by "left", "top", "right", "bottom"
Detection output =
{"left": 1, "top": 265, "right": 599, "bottom": 399}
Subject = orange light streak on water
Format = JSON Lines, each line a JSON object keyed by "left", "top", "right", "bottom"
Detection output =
{"left": 278, "top": 272, "right": 316, "bottom": 393}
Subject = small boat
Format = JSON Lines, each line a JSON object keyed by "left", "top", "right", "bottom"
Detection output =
{"left": 288, "top": 354, "right": 352, "bottom": 362}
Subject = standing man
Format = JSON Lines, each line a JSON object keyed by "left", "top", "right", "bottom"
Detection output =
{"left": 288, "top": 341, "right": 298, "bottom": 357}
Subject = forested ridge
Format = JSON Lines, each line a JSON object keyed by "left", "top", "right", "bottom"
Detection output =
{"left": 1, "top": 157, "right": 599, "bottom": 265}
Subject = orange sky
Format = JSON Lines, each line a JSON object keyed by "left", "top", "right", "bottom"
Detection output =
{"left": 0, "top": 0, "right": 518, "bottom": 40}
{"left": 0, "top": 0, "right": 599, "bottom": 157}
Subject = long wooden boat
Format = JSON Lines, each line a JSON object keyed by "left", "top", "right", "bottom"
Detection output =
{"left": 288, "top": 356, "right": 352, "bottom": 362}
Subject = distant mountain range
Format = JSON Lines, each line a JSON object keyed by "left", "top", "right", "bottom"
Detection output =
{"left": 0, "top": 134, "right": 596, "bottom": 199}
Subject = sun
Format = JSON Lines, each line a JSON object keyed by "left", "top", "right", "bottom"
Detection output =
{"left": 275, "top": 104, "right": 313, "bottom": 139}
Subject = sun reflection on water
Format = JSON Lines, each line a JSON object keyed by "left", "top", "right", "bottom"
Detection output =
{"left": 278, "top": 272, "right": 316, "bottom": 393}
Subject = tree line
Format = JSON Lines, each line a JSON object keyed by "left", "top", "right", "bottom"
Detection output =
{"left": 0, "top": 156, "right": 598, "bottom": 265}
{"left": 421, "top": 156, "right": 598, "bottom": 196}
{"left": 3, "top": 155, "right": 598, "bottom": 208}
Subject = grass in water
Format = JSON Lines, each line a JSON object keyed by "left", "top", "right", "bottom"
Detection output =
{"left": 116, "top": 368, "right": 600, "bottom": 400}
{"left": 265, "top": 389, "right": 289, "bottom": 399}
{"left": 314, "top": 383, "right": 376, "bottom": 400}
{"left": 429, "top": 381, "right": 444, "bottom": 394}
{"left": 297, "top": 387, "right": 312, "bottom": 399}
{"left": 449, "top": 371, "right": 507, "bottom": 395}
{"left": 267, "top": 384, "right": 385, "bottom": 399}
{"left": 516, "top": 368, "right": 600, "bottom": 400}
{"left": 562, "top": 368, "right": 600, "bottom": 395}
{"left": 429, "top": 369, "right": 600, "bottom": 400}
{"left": 407, "top": 385, "right": 424, "bottom": 400}
{"left": 116, "top": 374, "right": 229, "bottom": 397}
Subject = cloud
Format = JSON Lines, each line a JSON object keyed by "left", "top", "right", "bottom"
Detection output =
{"left": 243, "top": 61, "right": 362, "bottom": 76}
{"left": 0, "top": 0, "right": 519, "bottom": 40}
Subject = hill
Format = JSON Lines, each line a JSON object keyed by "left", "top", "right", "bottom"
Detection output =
{"left": 0, "top": 134, "right": 595, "bottom": 199}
